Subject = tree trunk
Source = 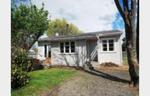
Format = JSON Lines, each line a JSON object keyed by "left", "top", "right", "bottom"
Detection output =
{"left": 114, "top": 0, "right": 139, "bottom": 87}
{"left": 126, "top": 43, "right": 139, "bottom": 86}
{"left": 125, "top": 23, "right": 139, "bottom": 86}
{"left": 136, "top": 20, "right": 139, "bottom": 62}
{"left": 136, "top": 0, "right": 139, "bottom": 62}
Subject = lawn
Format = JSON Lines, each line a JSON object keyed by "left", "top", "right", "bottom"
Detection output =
{"left": 11, "top": 68, "right": 77, "bottom": 96}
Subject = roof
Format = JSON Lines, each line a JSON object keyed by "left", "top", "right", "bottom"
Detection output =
{"left": 38, "top": 30, "right": 122, "bottom": 42}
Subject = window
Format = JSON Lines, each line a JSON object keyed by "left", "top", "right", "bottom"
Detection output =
{"left": 60, "top": 42, "right": 64, "bottom": 53}
{"left": 71, "top": 41, "right": 75, "bottom": 52}
{"left": 60, "top": 41, "right": 75, "bottom": 53}
{"left": 102, "top": 39, "right": 114, "bottom": 51}
{"left": 109, "top": 39, "right": 114, "bottom": 51}
{"left": 102, "top": 40, "right": 107, "bottom": 51}
{"left": 65, "top": 42, "right": 70, "bottom": 53}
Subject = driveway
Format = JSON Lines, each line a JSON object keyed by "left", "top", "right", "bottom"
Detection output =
{"left": 44, "top": 67, "right": 138, "bottom": 96}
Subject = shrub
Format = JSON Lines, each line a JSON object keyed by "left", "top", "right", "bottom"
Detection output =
{"left": 11, "top": 48, "right": 43, "bottom": 72}
{"left": 100, "top": 62, "right": 119, "bottom": 67}
{"left": 11, "top": 48, "right": 28, "bottom": 71}
{"left": 11, "top": 48, "right": 30, "bottom": 89}
{"left": 11, "top": 48, "right": 43, "bottom": 89}
{"left": 27, "top": 58, "right": 44, "bottom": 71}
{"left": 11, "top": 65, "right": 29, "bottom": 89}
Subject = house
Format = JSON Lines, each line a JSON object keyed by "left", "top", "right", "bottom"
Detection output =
{"left": 37, "top": 30, "right": 123, "bottom": 67}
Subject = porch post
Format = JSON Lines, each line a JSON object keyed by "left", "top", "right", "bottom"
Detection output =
{"left": 96, "top": 35, "right": 100, "bottom": 50}
{"left": 44, "top": 44, "right": 49, "bottom": 58}
{"left": 96, "top": 34, "right": 100, "bottom": 64}
{"left": 47, "top": 45, "right": 49, "bottom": 57}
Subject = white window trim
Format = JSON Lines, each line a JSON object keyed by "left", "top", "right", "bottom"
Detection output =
{"left": 59, "top": 41, "right": 76, "bottom": 54}
{"left": 101, "top": 38, "right": 115, "bottom": 52}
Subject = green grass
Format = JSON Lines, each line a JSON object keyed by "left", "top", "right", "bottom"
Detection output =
{"left": 11, "top": 68, "right": 77, "bottom": 96}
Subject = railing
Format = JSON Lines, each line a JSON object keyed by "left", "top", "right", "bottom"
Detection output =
{"left": 90, "top": 45, "right": 97, "bottom": 61}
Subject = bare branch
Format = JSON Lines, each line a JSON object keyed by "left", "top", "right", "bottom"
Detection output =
{"left": 131, "top": 0, "right": 133, "bottom": 13}
{"left": 114, "top": 0, "right": 125, "bottom": 20}
{"left": 123, "top": 0, "right": 129, "bottom": 11}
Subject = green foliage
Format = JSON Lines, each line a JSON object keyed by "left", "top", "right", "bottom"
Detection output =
{"left": 11, "top": 64, "right": 29, "bottom": 89}
{"left": 47, "top": 18, "right": 82, "bottom": 36}
{"left": 11, "top": 3, "right": 48, "bottom": 88}
{"left": 27, "top": 58, "right": 44, "bottom": 71}
{"left": 11, "top": 48, "right": 29, "bottom": 89}
{"left": 11, "top": 4, "right": 48, "bottom": 88}
{"left": 11, "top": 48, "right": 44, "bottom": 89}
{"left": 11, "top": 68, "right": 76, "bottom": 96}
{"left": 11, "top": 3, "right": 49, "bottom": 50}
{"left": 12, "top": 48, "right": 28, "bottom": 70}
{"left": 11, "top": 2, "right": 49, "bottom": 89}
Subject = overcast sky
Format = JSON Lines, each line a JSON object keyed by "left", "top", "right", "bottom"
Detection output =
{"left": 31, "top": 0, "right": 124, "bottom": 33}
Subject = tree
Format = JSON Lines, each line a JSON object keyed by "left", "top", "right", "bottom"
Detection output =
{"left": 11, "top": 3, "right": 48, "bottom": 51}
{"left": 11, "top": 2, "right": 48, "bottom": 88}
{"left": 47, "top": 18, "right": 82, "bottom": 36}
{"left": 114, "top": 0, "right": 139, "bottom": 86}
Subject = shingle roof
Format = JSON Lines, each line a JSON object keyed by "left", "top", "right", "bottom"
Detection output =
{"left": 38, "top": 30, "right": 122, "bottom": 42}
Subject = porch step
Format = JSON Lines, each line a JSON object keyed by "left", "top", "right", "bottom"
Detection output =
{"left": 83, "top": 61, "right": 94, "bottom": 70}
{"left": 43, "top": 57, "right": 51, "bottom": 65}
{"left": 91, "top": 61, "right": 100, "bottom": 68}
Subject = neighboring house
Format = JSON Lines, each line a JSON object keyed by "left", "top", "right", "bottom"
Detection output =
{"left": 37, "top": 30, "right": 123, "bottom": 67}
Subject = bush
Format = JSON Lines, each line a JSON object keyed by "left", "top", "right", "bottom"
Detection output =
{"left": 11, "top": 48, "right": 28, "bottom": 71}
{"left": 11, "top": 65, "right": 29, "bottom": 89}
{"left": 11, "top": 48, "right": 43, "bottom": 72}
{"left": 11, "top": 48, "right": 30, "bottom": 89}
{"left": 100, "top": 62, "right": 119, "bottom": 67}
{"left": 27, "top": 58, "right": 44, "bottom": 71}
{"left": 11, "top": 48, "right": 43, "bottom": 89}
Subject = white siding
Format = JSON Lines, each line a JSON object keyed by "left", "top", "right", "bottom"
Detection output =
{"left": 97, "top": 36, "right": 123, "bottom": 65}
{"left": 51, "top": 40, "right": 87, "bottom": 67}
{"left": 37, "top": 46, "right": 45, "bottom": 60}
{"left": 37, "top": 35, "right": 123, "bottom": 66}
{"left": 37, "top": 44, "right": 50, "bottom": 60}
{"left": 76, "top": 40, "right": 87, "bottom": 66}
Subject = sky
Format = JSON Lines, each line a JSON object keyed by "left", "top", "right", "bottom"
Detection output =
{"left": 30, "top": 0, "right": 124, "bottom": 33}
{"left": 12, "top": 0, "right": 125, "bottom": 48}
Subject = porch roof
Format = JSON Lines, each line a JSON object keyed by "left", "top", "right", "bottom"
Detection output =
{"left": 38, "top": 30, "right": 122, "bottom": 42}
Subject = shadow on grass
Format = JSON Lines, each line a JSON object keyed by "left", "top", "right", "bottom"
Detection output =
{"left": 84, "top": 66, "right": 130, "bottom": 84}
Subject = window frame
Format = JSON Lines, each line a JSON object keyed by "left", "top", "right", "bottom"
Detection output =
{"left": 108, "top": 39, "right": 114, "bottom": 51}
{"left": 102, "top": 40, "right": 108, "bottom": 51}
{"left": 101, "top": 38, "right": 115, "bottom": 52}
{"left": 59, "top": 41, "right": 76, "bottom": 54}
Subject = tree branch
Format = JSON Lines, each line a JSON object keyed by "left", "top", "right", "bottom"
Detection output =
{"left": 123, "top": 0, "right": 129, "bottom": 11}
{"left": 114, "top": 0, "right": 125, "bottom": 21}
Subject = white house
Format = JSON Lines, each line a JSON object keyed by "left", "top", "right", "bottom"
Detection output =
{"left": 37, "top": 30, "right": 123, "bottom": 67}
